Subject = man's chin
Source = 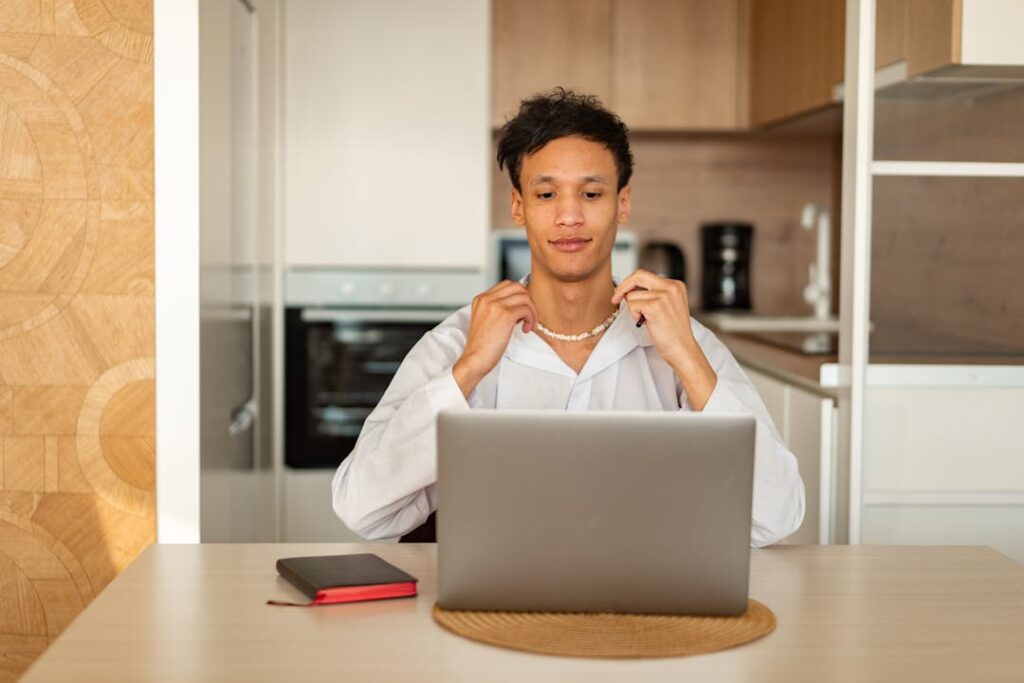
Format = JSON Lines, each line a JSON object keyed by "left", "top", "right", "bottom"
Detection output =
{"left": 541, "top": 263, "right": 608, "bottom": 284}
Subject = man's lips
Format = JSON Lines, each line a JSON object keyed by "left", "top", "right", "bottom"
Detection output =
{"left": 550, "top": 237, "right": 592, "bottom": 253}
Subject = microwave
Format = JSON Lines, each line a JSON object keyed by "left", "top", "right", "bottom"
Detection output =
{"left": 488, "top": 228, "right": 638, "bottom": 285}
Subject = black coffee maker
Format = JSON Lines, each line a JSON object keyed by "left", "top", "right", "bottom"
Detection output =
{"left": 700, "top": 222, "right": 753, "bottom": 311}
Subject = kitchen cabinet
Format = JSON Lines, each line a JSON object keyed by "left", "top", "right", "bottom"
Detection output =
{"left": 491, "top": 0, "right": 613, "bottom": 128}
{"left": 199, "top": 0, "right": 277, "bottom": 542}
{"left": 753, "top": 0, "right": 1024, "bottom": 126}
{"left": 494, "top": 1, "right": 1024, "bottom": 131}
{"left": 283, "top": 470, "right": 367, "bottom": 543}
{"left": 876, "top": 0, "right": 1024, "bottom": 77}
{"left": 748, "top": 0, "right": 845, "bottom": 127}
{"left": 743, "top": 365, "right": 836, "bottom": 544}
{"left": 284, "top": 0, "right": 489, "bottom": 269}
{"left": 610, "top": 0, "right": 746, "bottom": 130}
{"left": 860, "top": 373, "right": 1024, "bottom": 563}
{"left": 492, "top": 0, "right": 746, "bottom": 130}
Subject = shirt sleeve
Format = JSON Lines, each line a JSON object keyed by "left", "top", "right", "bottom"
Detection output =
{"left": 331, "top": 310, "right": 471, "bottom": 540}
{"left": 685, "top": 322, "right": 807, "bottom": 548}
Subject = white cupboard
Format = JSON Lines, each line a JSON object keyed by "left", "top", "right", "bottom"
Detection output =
{"left": 743, "top": 365, "right": 836, "bottom": 545}
{"left": 859, "top": 371, "right": 1024, "bottom": 563}
{"left": 283, "top": 0, "right": 490, "bottom": 269}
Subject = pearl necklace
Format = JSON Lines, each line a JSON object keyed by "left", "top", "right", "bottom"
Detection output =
{"left": 534, "top": 309, "right": 620, "bottom": 342}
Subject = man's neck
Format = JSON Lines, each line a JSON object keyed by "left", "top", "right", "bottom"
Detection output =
{"left": 526, "top": 267, "right": 617, "bottom": 334}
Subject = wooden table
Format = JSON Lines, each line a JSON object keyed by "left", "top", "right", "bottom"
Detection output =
{"left": 20, "top": 544, "right": 1024, "bottom": 682}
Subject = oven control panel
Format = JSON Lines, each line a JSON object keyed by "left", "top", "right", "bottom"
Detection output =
{"left": 286, "top": 268, "right": 485, "bottom": 308}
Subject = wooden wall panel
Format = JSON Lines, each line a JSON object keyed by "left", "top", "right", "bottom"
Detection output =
{"left": 0, "top": 2, "right": 154, "bottom": 680}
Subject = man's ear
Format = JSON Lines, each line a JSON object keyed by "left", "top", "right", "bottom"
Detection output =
{"left": 617, "top": 185, "right": 632, "bottom": 224}
{"left": 510, "top": 187, "right": 525, "bottom": 226}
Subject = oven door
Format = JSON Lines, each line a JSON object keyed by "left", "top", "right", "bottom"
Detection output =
{"left": 285, "top": 308, "right": 452, "bottom": 468}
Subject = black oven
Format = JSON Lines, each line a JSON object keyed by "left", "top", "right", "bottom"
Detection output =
{"left": 285, "top": 307, "right": 452, "bottom": 469}
{"left": 283, "top": 269, "right": 482, "bottom": 469}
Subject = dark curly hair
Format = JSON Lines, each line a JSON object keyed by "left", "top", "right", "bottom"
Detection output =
{"left": 496, "top": 87, "right": 634, "bottom": 193}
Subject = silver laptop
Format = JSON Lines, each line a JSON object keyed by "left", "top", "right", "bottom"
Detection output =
{"left": 436, "top": 410, "right": 756, "bottom": 616}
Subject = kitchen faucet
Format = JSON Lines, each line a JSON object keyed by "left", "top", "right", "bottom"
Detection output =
{"left": 800, "top": 203, "right": 832, "bottom": 321}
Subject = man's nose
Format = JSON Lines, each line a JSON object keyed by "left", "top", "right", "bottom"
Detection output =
{"left": 554, "top": 195, "right": 583, "bottom": 228}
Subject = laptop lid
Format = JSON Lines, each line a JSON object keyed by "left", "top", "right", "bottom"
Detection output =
{"left": 436, "top": 410, "right": 755, "bottom": 616}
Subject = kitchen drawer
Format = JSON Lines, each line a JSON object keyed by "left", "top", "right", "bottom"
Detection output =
{"left": 864, "top": 386, "right": 1024, "bottom": 492}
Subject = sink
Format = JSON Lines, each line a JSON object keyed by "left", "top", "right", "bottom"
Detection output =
{"left": 698, "top": 312, "right": 840, "bottom": 334}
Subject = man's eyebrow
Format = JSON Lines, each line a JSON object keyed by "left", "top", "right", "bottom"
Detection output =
{"left": 527, "top": 174, "right": 610, "bottom": 186}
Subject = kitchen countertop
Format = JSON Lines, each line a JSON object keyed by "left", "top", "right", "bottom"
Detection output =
{"left": 21, "top": 543, "right": 1024, "bottom": 682}
{"left": 711, "top": 329, "right": 1024, "bottom": 395}
{"left": 714, "top": 330, "right": 837, "bottom": 395}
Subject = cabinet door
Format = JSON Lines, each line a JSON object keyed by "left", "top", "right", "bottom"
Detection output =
{"left": 787, "top": 385, "right": 833, "bottom": 544}
{"left": 742, "top": 365, "right": 833, "bottom": 544}
{"left": 749, "top": 0, "right": 844, "bottom": 126}
{"left": 492, "top": 0, "right": 612, "bottom": 128}
{"left": 875, "top": 0, "right": 960, "bottom": 76}
{"left": 284, "top": 0, "right": 489, "bottom": 269}
{"left": 875, "top": 0, "right": 907, "bottom": 68}
{"left": 611, "top": 0, "right": 744, "bottom": 130}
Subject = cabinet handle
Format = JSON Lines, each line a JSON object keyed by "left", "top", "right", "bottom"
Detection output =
{"left": 229, "top": 399, "right": 258, "bottom": 437}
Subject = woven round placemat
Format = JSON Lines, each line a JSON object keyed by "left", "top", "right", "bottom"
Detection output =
{"left": 432, "top": 600, "right": 775, "bottom": 659}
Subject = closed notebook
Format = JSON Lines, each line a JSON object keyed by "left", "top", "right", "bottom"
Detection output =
{"left": 269, "top": 553, "right": 418, "bottom": 606}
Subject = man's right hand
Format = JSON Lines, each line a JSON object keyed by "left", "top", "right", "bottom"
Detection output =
{"left": 452, "top": 280, "right": 539, "bottom": 398}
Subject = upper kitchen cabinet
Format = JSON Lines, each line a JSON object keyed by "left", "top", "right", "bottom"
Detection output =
{"left": 492, "top": 0, "right": 613, "bottom": 128}
{"left": 876, "top": 0, "right": 1024, "bottom": 76}
{"left": 492, "top": 0, "right": 746, "bottom": 131}
{"left": 749, "top": 0, "right": 845, "bottom": 127}
{"left": 751, "top": 0, "right": 1024, "bottom": 126}
{"left": 611, "top": 0, "right": 746, "bottom": 130}
{"left": 285, "top": 0, "right": 489, "bottom": 269}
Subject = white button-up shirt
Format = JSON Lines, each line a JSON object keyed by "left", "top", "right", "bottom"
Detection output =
{"left": 332, "top": 296, "right": 805, "bottom": 548}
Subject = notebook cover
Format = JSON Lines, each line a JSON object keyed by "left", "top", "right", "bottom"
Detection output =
{"left": 275, "top": 553, "right": 418, "bottom": 604}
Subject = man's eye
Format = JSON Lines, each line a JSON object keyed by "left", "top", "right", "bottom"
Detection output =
{"left": 537, "top": 192, "right": 554, "bottom": 200}
{"left": 583, "top": 192, "right": 602, "bottom": 200}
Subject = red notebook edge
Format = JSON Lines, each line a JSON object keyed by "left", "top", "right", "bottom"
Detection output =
{"left": 268, "top": 581, "right": 418, "bottom": 607}
{"left": 315, "top": 581, "right": 418, "bottom": 604}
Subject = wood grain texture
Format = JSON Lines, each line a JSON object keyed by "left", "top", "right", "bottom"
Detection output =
{"left": 875, "top": 0, "right": 907, "bottom": 68}
{"left": 749, "top": 0, "right": 845, "bottom": 127}
{"left": 19, "top": 544, "right": 1024, "bottom": 682}
{"left": 492, "top": 0, "right": 613, "bottom": 128}
{"left": 906, "top": 0, "right": 958, "bottom": 77}
{"left": 0, "top": 2, "right": 155, "bottom": 680}
{"left": 610, "top": 0, "right": 743, "bottom": 130}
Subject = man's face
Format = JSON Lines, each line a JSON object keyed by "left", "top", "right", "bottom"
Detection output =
{"left": 511, "top": 135, "right": 631, "bottom": 284}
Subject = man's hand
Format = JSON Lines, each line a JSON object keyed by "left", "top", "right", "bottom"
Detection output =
{"left": 611, "top": 269, "right": 717, "bottom": 410}
{"left": 453, "top": 280, "right": 540, "bottom": 398}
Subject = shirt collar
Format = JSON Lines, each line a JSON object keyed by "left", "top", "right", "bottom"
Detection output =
{"left": 505, "top": 274, "right": 655, "bottom": 379}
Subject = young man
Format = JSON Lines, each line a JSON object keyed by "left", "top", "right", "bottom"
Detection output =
{"left": 332, "top": 89, "right": 804, "bottom": 547}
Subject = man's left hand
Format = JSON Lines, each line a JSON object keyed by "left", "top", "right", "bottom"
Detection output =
{"left": 611, "top": 269, "right": 718, "bottom": 410}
